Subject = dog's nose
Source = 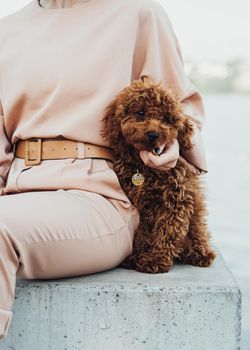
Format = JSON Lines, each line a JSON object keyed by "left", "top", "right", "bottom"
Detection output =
{"left": 146, "top": 131, "right": 158, "bottom": 141}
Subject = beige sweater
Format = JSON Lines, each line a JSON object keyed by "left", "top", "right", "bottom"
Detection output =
{"left": 0, "top": 0, "right": 208, "bottom": 197}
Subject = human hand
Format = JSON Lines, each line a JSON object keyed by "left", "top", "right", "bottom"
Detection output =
{"left": 139, "top": 139, "right": 180, "bottom": 172}
{"left": 178, "top": 155, "right": 205, "bottom": 175}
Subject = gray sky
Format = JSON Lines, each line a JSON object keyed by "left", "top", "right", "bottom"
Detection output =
{"left": 0, "top": 0, "right": 249, "bottom": 62}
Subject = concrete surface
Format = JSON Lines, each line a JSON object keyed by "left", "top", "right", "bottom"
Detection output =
{"left": 1, "top": 249, "right": 241, "bottom": 350}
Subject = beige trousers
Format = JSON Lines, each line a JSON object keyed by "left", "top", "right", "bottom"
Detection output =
{"left": 0, "top": 188, "right": 140, "bottom": 339}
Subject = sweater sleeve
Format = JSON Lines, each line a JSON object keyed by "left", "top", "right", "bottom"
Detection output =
{"left": 0, "top": 99, "right": 14, "bottom": 195}
{"left": 132, "top": 1, "right": 208, "bottom": 174}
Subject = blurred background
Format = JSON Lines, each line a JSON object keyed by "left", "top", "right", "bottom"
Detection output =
{"left": 1, "top": 0, "right": 250, "bottom": 348}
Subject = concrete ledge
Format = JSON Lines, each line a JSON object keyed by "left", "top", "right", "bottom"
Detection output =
{"left": 1, "top": 249, "right": 241, "bottom": 350}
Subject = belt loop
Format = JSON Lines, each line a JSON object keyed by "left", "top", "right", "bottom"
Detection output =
{"left": 77, "top": 142, "right": 85, "bottom": 159}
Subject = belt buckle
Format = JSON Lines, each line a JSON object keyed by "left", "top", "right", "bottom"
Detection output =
{"left": 25, "top": 138, "right": 42, "bottom": 166}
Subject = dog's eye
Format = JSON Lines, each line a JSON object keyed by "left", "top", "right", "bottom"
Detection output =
{"left": 136, "top": 110, "right": 145, "bottom": 120}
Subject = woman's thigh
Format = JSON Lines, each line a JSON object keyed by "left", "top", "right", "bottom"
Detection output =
{"left": 0, "top": 189, "right": 134, "bottom": 279}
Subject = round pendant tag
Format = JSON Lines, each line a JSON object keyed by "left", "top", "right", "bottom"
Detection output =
{"left": 131, "top": 169, "right": 145, "bottom": 186}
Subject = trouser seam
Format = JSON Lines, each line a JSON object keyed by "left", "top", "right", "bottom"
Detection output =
{"left": 16, "top": 224, "right": 129, "bottom": 246}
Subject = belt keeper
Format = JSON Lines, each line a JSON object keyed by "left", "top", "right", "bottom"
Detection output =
{"left": 77, "top": 142, "right": 85, "bottom": 159}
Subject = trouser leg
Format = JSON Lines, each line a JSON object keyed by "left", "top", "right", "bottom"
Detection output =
{"left": 0, "top": 223, "right": 19, "bottom": 339}
{"left": 0, "top": 189, "right": 137, "bottom": 339}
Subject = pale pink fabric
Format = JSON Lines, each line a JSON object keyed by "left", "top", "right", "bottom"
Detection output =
{"left": 0, "top": 0, "right": 207, "bottom": 339}
{"left": 0, "top": 188, "right": 139, "bottom": 339}
{"left": 0, "top": 0, "right": 208, "bottom": 197}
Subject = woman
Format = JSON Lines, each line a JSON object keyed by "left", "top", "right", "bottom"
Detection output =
{"left": 0, "top": 0, "right": 208, "bottom": 339}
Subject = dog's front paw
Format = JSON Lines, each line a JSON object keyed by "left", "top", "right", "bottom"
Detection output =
{"left": 197, "top": 249, "right": 217, "bottom": 267}
{"left": 181, "top": 248, "right": 217, "bottom": 267}
{"left": 135, "top": 262, "right": 170, "bottom": 274}
{"left": 120, "top": 253, "right": 173, "bottom": 273}
{"left": 135, "top": 255, "right": 173, "bottom": 274}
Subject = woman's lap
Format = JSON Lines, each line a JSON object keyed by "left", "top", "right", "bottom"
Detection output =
{"left": 0, "top": 189, "right": 135, "bottom": 279}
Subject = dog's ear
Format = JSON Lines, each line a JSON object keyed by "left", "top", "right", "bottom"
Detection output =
{"left": 100, "top": 98, "right": 126, "bottom": 154}
{"left": 177, "top": 114, "right": 194, "bottom": 151}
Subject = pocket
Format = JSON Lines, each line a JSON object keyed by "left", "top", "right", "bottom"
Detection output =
{"left": 17, "top": 158, "right": 70, "bottom": 191}
{"left": 105, "top": 162, "right": 140, "bottom": 231}
{"left": 106, "top": 160, "right": 115, "bottom": 170}
{"left": 88, "top": 159, "right": 122, "bottom": 187}
{"left": 104, "top": 160, "right": 121, "bottom": 186}
{"left": 15, "top": 166, "right": 32, "bottom": 191}
{"left": 100, "top": 159, "right": 124, "bottom": 191}
{"left": 4, "top": 163, "right": 32, "bottom": 194}
{"left": 89, "top": 158, "right": 114, "bottom": 173}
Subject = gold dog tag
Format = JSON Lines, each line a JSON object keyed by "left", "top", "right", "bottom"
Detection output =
{"left": 131, "top": 169, "right": 145, "bottom": 186}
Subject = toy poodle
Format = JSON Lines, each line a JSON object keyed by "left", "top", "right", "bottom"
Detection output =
{"left": 100, "top": 75, "right": 216, "bottom": 274}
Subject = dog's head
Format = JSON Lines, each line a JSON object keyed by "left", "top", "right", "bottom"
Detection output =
{"left": 101, "top": 75, "right": 194, "bottom": 157}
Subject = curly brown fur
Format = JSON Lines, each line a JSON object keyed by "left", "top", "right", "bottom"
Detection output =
{"left": 100, "top": 75, "right": 216, "bottom": 274}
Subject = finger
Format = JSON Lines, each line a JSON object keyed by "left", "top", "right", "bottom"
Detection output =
{"left": 148, "top": 148, "right": 177, "bottom": 166}
{"left": 162, "top": 139, "right": 180, "bottom": 160}
{"left": 179, "top": 156, "right": 199, "bottom": 175}
{"left": 160, "top": 160, "right": 177, "bottom": 171}
{"left": 140, "top": 146, "right": 165, "bottom": 165}
{"left": 149, "top": 140, "right": 179, "bottom": 166}
{"left": 167, "top": 159, "right": 178, "bottom": 168}
{"left": 140, "top": 155, "right": 177, "bottom": 172}
{"left": 140, "top": 150, "right": 164, "bottom": 166}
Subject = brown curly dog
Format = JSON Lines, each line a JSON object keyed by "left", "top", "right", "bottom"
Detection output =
{"left": 100, "top": 75, "right": 216, "bottom": 274}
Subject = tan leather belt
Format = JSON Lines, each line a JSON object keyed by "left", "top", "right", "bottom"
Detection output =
{"left": 14, "top": 137, "right": 115, "bottom": 166}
